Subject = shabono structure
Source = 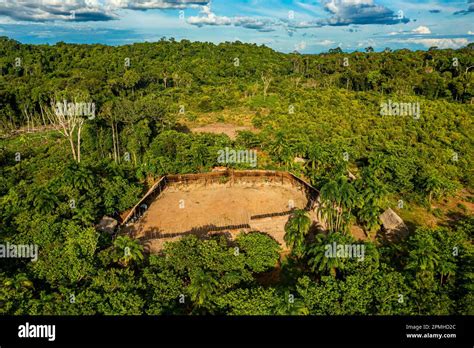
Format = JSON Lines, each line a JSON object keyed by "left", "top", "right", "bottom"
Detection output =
{"left": 121, "top": 169, "right": 323, "bottom": 253}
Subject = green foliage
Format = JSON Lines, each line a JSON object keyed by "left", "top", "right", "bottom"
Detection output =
{"left": 0, "top": 38, "right": 472, "bottom": 316}
{"left": 284, "top": 209, "right": 311, "bottom": 257}
{"left": 84, "top": 268, "right": 145, "bottom": 315}
{"left": 236, "top": 232, "right": 280, "bottom": 273}
{"left": 319, "top": 177, "right": 358, "bottom": 234}
{"left": 102, "top": 176, "right": 142, "bottom": 214}
{"left": 215, "top": 287, "right": 281, "bottom": 315}
{"left": 113, "top": 236, "right": 144, "bottom": 267}
{"left": 306, "top": 232, "right": 354, "bottom": 277}
{"left": 141, "top": 255, "right": 185, "bottom": 315}
{"left": 29, "top": 222, "right": 98, "bottom": 286}
{"left": 187, "top": 269, "right": 219, "bottom": 311}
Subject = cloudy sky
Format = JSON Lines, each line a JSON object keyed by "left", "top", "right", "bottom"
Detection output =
{"left": 0, "top": 0, "right": 472, "bottom": 52}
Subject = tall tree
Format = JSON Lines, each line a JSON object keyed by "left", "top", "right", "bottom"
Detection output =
{"left": 319, "top": 177, "right": 358, "bottom": 234}
{"left": 187, "top": 270, "right": 218, "bottom": 311}
{"left": 284, "top": 209, "right": 311, "bottom": 257}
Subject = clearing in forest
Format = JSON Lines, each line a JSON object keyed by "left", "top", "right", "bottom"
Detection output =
{"left": 123, "top": 171, "right": 321, "bottom": 253}
{"left": 191, "top": 123, "right": 256, "bottom": 140}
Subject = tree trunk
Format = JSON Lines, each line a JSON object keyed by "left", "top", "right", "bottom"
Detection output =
{"left": 40, "top": 107, "right": 47, "bottom": 127}
{"left": 68, "top": 135, "right": 77, "bottom": 162}
{"left": 115, "top": 121, "right": 120, "bottom": 163}
{"left": 77, "top": 120, "right": 83, "bottom": 163}
{"left": 111, "top": 121, "right": 117, "bottom": 163}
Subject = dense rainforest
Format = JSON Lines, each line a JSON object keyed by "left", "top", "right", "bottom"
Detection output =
{"left": 0, "top": 37, "right": 473, "bottom": 315}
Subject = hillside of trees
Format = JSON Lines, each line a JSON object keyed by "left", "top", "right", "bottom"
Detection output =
{"left": 0, "top": 37, "right": 473, "bottom": 315}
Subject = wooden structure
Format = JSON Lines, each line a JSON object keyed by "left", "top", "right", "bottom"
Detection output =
{"left": 121, "top": 169, "right": 319, "bottom": 226}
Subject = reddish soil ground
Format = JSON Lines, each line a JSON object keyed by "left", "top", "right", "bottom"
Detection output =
{"left": 124, "top": 181, "right": 315, "bottom": 253}
{"left": 191, "top": 123, "right": 255, "bottom": 140}
{"left": 350, "top": 224, "right": 368, "bottom": 241}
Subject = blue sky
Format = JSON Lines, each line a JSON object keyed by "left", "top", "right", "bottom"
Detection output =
{"left": 0, "top": 0, "right": 472, "bottom": 52}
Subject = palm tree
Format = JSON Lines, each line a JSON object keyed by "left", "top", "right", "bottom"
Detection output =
{"left": 187, "top": 270, "right": 218, "bottom": 310}
{"left": 406, "top": 248, "right": 440, "bottom": 277}
{"left": 438, "top": 258, "right": 456, "bottom": 286}
{"left": 274, "top": 290, "right": 309, "bottom": 315}
{"left": 305, "top": 146, "right": 321, "bottom": 182}
{"left": 319, "top": 177, "right": 358, "bottom": 234}
{"left": 355, "top": 178, "right": 387, "bottom": 237}
{"left": 72, "top": 206, "right": 95, "bottom": 225}
{"left": 269, "top": 131, "right": 292, "bottom": 166}
{"left": 113, "top": 236, "right": 144, "bottom": 267}
{"left": 340, "top": 179, "right": 358, "bottom": 211}
{"left": 360, "top": 178, "right": 388, "bottom": 207}
{"left": 306, "top": 232, "right": 349, "bottom": 277}
{"left": 357, "top": 204, "right": 380, "bottom": 237}
{"left": 284, "top": 209, "right": 311, "bottom": 257}
{"left": 423, "top": 174, "right": 445, "bottom": 205}
{"left": 319, "top": 179, "right": 338, "bottom": 232}
{"left": 191, "top": 143, "right": 208, "bottom": 171}
{"left": 63, "top": 164, "right": 95, "bottom": 192}
{"left": 405, "top": 235, "right": 440, "bottom": 276}
{"left": 367, "top": 154, "right": 388, "bottom": 179}
{"left": 73, "top": 166, "right": 95, "bottom": 192}
{"left": 32, "top": 188, "right": 59, "bottom": 214}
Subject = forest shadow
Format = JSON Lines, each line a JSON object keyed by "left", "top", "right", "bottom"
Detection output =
{"left": 440, "top": 211, "right": 469, "bottom": 229}
{"left": 377, "top": 223, "right": 412, "bottom": 245}
{"left": 139, "top": 223, "right": 250, "bottom": 242}
{"left": 173, "top": 123, "right": 191, "bottom": 134}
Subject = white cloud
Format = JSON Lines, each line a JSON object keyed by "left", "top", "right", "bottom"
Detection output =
{"left": 233, "top": 17, "right": 276, "bottom": 32}
{"left": 187, "top": 4, "right": 276, "bottom": 31}
{"left": 321, "top": 0, "right": 409, "bottom": 25}
{"left": 187, "top": 4, "right": 231, "bottom": 26}
{"left": 0, "top": 0, "right": 119, "bottom": 22}
{"left": 294, "top": 40, "right": 307, "bottom": 51}
{"left": 109, "top": 0, "right": 208, "bottom": 10}
{"left": 0, "top": 0, "right": 209, "bottom": 22}
{"left": 468, "top": 31, "right": 474, "bottom": 35}
{"left": 412, "top": 25, "right": 431, "bottom": 34}
{"left": 288, "top": 20, "right": 321, "bottom": 29}
{"left": 316, "top": 39, "right": 335, "bottom": 46}
{"left": 399, "top": 38, "right": 469, "bottom": 49}
{"left": 188, "top": 0, "right": 409, "bottom": 32}
{"left": 324, "top": 0, "right": 373, "bottom": 15}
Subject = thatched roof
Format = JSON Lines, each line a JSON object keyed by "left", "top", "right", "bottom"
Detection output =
{"left": 379, "top": 208, "right": 408, "bottom": 240}
{"left": 97, "top": 216, "right": 118, "bottom": 234}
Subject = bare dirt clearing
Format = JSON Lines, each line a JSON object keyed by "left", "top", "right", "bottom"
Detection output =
{"left": 124, "top": 180, "right": 318, "bottom": 253}
{"left": 191, "top": 123, "right": 256, "bottom": 140}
